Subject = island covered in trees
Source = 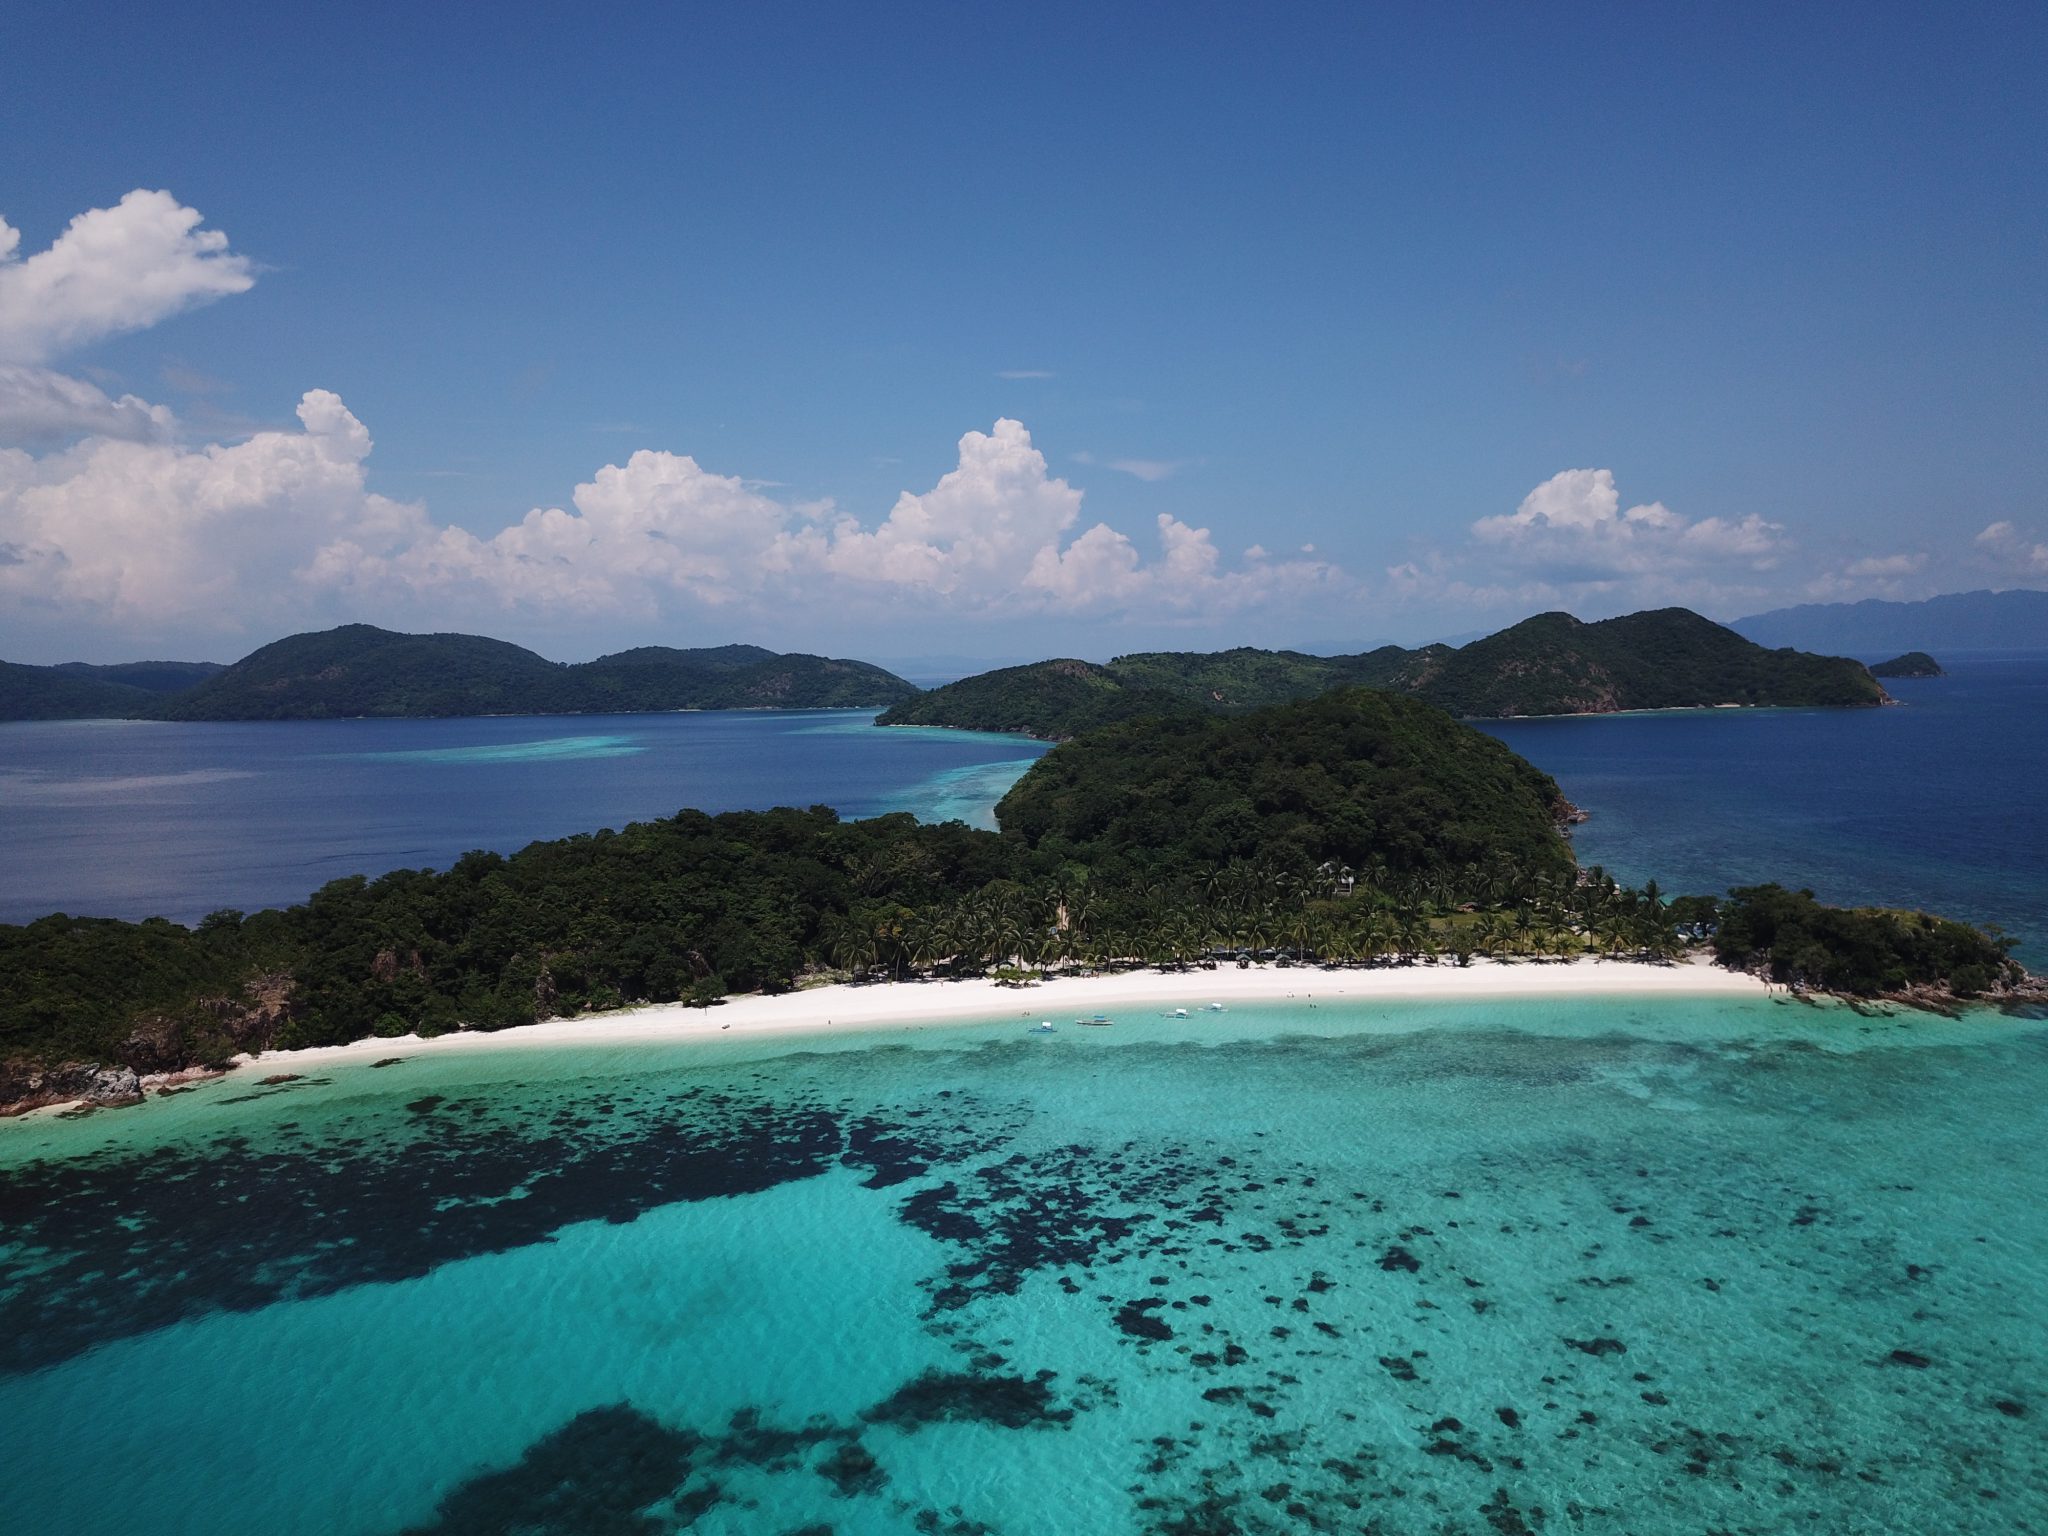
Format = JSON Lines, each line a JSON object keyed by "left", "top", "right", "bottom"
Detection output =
{"left": 1869, "top": 651, "right": 1945, "bottom": 679}
{"left": 2, "top": 685, "right": 2026, "bottom": 1114}
{"left": 0, "top": 626, "right": 917, "bottom": 720}
{"left": 5, "top": 606, "right": 1888, "bottom": 724}
{"left": 879, "top": 608, "right": 1889, "bottom": 738}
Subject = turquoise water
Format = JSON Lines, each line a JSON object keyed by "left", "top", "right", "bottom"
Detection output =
{"left": 324, "top": 734, "right": 648, "bottom": 764}
{"left": 0, "top": 712, "right": 1046, "bottom": 924}
{"left": 4, "top": 993, "right": 2043, "bottom": 1534}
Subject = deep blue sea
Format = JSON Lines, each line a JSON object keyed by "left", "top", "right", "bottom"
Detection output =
{"left": 1480, "top": 652, "right": 2048, "bottom": 967}
{"left": 0, "top": 711, "right": 1047, "bottom": 926}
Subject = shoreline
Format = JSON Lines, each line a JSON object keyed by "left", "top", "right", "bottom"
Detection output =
{"left": 228, "top": 954, "right": 1770, "bottom": 1075}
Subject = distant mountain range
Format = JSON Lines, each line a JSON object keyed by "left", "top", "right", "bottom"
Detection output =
{"left": 3, "top": 605, "right": 1904, "bottom": 727}
{"left": 878, "top": 608, "right": 1887, "bottom": 738}
{"left": 1732, "top": 588, "right": 2048, "bottom": 653}
{"left": 0, "top": 626, "right": 917, "bottom": 721}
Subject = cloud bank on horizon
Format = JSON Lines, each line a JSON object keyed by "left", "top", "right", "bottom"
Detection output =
{"left": 3, "top": 193, "right": 2040, "bottom": 660}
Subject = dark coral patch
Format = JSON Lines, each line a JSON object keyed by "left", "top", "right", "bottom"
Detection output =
{"left": 863, "top": 1369, "right": 1073, "bottom": 1431}
{"left": 397, "top": 1404, "right": 701, "bottom": 1536}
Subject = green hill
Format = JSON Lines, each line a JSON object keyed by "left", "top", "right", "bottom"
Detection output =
{"left": 1870, "top": 651, "right": 1943, "bottom": 679}
{"left": 874, "top": 659, "right": 1184, "bottom": 738}
{"left": 52, "top": 660, "right": 226, "bottom": 694}
{"left": 0, "top": 662, "right": 164, "bottom": 722}
{"left": 2, "top": 631, "right": 915, "bottom": 722}
{"left": 880, "top": 608, "right": 1886, "bottom": 738}
{"left": 148, "top": 626, "right": 917, "bottom": 720}
{"left": 577, "top": 647, "right": 915, "bottom": 712}
{"left": 1414, "top": 608, "right": 1887, "bottom": 716}
{"left": 996, "top": 687, "right": 1576, "bottom": 881}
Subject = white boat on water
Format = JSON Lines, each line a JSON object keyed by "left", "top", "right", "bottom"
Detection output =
{"left": 1170, "top": 1007, "right": 1190, "bottom": 1018}
{"left": 1034, "top": 1021, "right": 1055, "bottom": 1032}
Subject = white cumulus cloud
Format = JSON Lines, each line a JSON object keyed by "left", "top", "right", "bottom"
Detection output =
{"left": 0, "top": 191, "right": 254, "bottom": 450}
{"left": 0, "top": 191, "right": 253, "bottom": 367}
{"left": 8, "top": 395, "right": 1341, "bottom": 644}
{"left": 0, "top": 365, "right": 174, "bottom": 444}
{"left": 1391, "top": 467, "right": 1791, "bottom": 619}
{"left": 1845, "top": 552, "right": 1927, "bottom": 579}
{"left": 0, "top": 390, "right": 416, "bottom": 628}
{"left": 311, "top": 416, "right": 1341, "bottom": 625}
{"left": 1973, "top": 520, "right": 2048, "bottom": 576}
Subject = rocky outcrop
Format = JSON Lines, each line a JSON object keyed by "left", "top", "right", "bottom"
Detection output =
{"left": 0, "top": 971, "right": 296, "bottom": 1117}
{"left": 0, "top": 1062, "right": 144, "bottom": 1116}
{"left": 195, "top": 972, "right": 297, "bottom": 1053}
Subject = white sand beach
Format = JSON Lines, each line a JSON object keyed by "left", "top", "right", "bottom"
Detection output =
{"left": 249, "top": 955, "right": 1772, "bottom": 1073}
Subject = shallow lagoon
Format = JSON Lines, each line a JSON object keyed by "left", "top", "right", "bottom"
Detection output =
{"left": 3, "top": 992, "right": 2042, "bottom": 1534}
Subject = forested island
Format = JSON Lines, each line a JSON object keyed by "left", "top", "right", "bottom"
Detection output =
{"left": 878, "top": 608, "right": 1888, "bottom": 738}
{"left": 7, "top": 606, "right": 1888, "bottom": 726}
{"left": 1870, "top": 651, "right": 1944, "bottom": 679}
{"left": 0, "top": 626, "right": 916, "bottom": 721}
{"left": 2, "top": 687, "right": 2026, "bottom": 1114}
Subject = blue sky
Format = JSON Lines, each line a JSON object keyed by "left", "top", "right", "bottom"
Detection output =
{"left": 2, "top": 2, "right": 2042, "bottom": 663}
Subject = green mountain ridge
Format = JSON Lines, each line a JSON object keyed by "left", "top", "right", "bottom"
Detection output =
{"left": 1732, "top": 588, "right": 2048, "bottom": 652}
{"left": 879, "top": 608, "right": 1888, "bottom": 737}
{"left": 1, "top": 626, "right": 918, "bottom": 721}
{"left": 0, "top": 662, "right": 167, "bottom": 722}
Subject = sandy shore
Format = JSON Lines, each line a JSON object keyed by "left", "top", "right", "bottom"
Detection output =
{"left": 249, "top": 955, "right": 1772, "bottom": 1073}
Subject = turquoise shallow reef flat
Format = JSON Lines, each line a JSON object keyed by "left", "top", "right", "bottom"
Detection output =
{"left": 2, "top": 994, "right": 2044, "bottom": 1535}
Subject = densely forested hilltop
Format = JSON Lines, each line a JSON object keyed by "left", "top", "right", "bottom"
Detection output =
{"left": 53, "top": 660, "right": 227, "bottom": 693}
{"left": 1870, "top": 651, "right": 1944, "bottom": 679}
{"left": 1415, "top": 608, "right": 1886, "bottom": 716}
{"left": 996, "top": 688, "right": 1576, "bottom": 882}
{"left": 0, "top": 626, "right": 915, "bottom": 721}
{"left": 880, "top": 608, "right": 1886, "bottom": 738}
{"left": 1, "top": 656, "right": 228, "bottom": 719}
{"left": 873, "top": 659, "right": 1185, "bottom": 738}
{"left": 0, "top": 661, "right": 165, "bottom": 722}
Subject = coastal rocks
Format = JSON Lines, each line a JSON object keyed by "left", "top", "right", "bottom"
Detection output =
{"left": 85, "top": 1067, "right": 143, "bottom": 1106}
{"left": 0, "top": 1061, "right": 102, "bottom": 1117}
{"left": 0, "top": 1060, "right": 175, "bottom": 1115}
